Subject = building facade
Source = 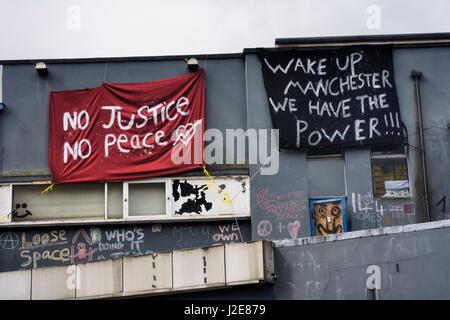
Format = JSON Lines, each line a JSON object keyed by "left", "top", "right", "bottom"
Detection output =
{"left": 0, "top": 33, "right": 449, "bottom": 299}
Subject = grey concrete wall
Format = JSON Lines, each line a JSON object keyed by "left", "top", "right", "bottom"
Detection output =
{"left": 151, "top": 219, "right": 450, "bottom": 300}
{"left": 393, "top": 48, "right": 450, "bottom": 222}
{"left": 272, "top": 220, "right": 450, "bottom": 299}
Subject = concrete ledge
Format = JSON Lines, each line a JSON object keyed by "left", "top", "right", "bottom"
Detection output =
{"left": 273, "top": 219, "right": 450, "bottom": 248}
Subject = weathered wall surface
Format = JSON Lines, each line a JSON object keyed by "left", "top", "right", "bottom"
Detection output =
{"left": 272, "top": 220, "right": 450, "bottom": 299}
{"left": 393, "top": 48, "right": 450, "bottom": 222}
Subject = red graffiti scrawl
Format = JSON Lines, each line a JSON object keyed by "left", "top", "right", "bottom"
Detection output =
{"left": 256, "top": 188, "right": 307, "bottom": 220}
{"left": 287, "top": 220, "right": 301, "bottom": 239}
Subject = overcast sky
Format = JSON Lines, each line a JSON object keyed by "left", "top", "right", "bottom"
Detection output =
{"left": 0, "top": 0, "right": 449, "bottom": 60}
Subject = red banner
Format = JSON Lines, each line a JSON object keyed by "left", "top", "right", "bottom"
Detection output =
{"left": 49, "top": 70, "right": 205, "bottom": 183}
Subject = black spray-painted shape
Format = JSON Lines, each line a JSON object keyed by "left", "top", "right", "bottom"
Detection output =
{"left": 172, "top": 179, "right": 181, "bottom": 202}
{"left": 12, "top": 203, "right": 32, "bottom": 219}
{"left": 436, "top": 195, "right": 446, "bottom": 214}
{"left": 173, "top": 180, "right": 213, "bottom": 215}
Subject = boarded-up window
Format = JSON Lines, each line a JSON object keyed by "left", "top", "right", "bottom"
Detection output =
{"left": 371, "top": 145, "right": 410, "bottom": 198}
{"left": 310, "top": 197, "right": 347, "bottom": 236}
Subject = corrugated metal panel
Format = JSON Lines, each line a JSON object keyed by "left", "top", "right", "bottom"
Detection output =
{"left": 123, "top": 252, "right": 172, "bottom": 294}
{"left": 172, "top": 245, "right": 225, "bottom": 290}
{"left": 0, "top": 269, "right": 31, "bottom": 300}
{"left": 0, "top": 240, "right": 274, "bottom": 299}
{"left": 76, "top": 259, "right": 122, "bottom": 299}
{"left": 31, "top": 265, "right": 76, "bottom": 300}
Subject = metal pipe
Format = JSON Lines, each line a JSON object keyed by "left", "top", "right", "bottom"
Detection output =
{"left": 411, "top": 70, "right": 431, "bottom": 222}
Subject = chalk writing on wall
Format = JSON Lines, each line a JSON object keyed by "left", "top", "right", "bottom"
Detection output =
{"left": 0, "top": 232, "right": 19, "bottom": 250}
{"left": 257, "top": 220, "right": 273, "bottom": 237}
{"left": 212, "top": 223, "right": 241, "bottom": 242}
{"left": 0, "top": 221, "right": 251, "bottom": 273}
{"left": 172, "top": 224, "right": 210, "bottom": 249}
{"left": 257, "top": 46, "right": 406, "bottom": 149}
{"left": 256, "top": 188, "right": 307, "bottom": 220}
{"left": 256, "top": 188, "right": 308, "bottom": 240}
{"left": 20, "top": 230, "right": 70, "bottom": 269}
{"left": 350, "top": 191, "right": 415, "bottom": 226}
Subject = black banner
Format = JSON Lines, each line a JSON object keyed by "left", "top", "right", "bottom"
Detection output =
{"left": 257, "top": 46, "right": 406, "bottom": 149}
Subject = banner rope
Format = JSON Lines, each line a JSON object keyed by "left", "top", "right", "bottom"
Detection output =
{"left": 201, "top": 165, "right": 246, "bottom": 242}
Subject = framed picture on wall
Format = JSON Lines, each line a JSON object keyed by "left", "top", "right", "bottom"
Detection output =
{"left": 309, "top": 197, "right": 347, "bottom": 236}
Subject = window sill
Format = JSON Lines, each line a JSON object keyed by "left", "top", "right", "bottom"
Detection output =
{"left": 0, "top": 214, "right": 251, "bottom": 229}
{"left": 375, "top": 196, "right": 412, "bottom": 200}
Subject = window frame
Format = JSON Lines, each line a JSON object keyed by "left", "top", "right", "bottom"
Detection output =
{"left": 0, "top": 175, "right": 251, "bottom": 226}
{"left": 370, "top": 144, "right": 412, "bottom": 200}
{"left": 122, "top": 178, "right": 171, "bottom": 220}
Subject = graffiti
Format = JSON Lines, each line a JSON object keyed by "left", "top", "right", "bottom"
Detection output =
{"left": 202, "top": 256, "right": 208, "bottom": 284}
{"left": 389, "top": 205, "right": 403, "bottom": 212}
{"left": 3, "top": 221, "right": 250, "bottom": 272}
{"left": 20, "top": 247, "right": 71, "bottom": 268}
{"left": 172, "top": 224, "right": 210, "bottom": 248}
{"left": 0, "top": 232, "right": 19, "bottom": 250}
{"left": 20, "top": 230, "right": 68, "bottom": 249}
{"left": 382, "top": 216, "right": 395, "bottom": 225}
{"left": 313, "top": 202, "right": 344, "bottom": 236}
{"left": 287, "top": 221, "right": 301, "bottom": 239}
{"left": 351, "top": 191, "right": 416, "bottom": 226}
{"left": 257, "top": 220, "right": 273, "bottom": 237}
{"left": 436, "top": 195, "right": 450, "bottom": 218}
{"left": 212, "top": 223, "right": 240, "bottom": 242}
{"left": 99, "top": 227, "right": 145, "bottom": 257}
{"left": 71, "top": 229, "right": 97, "bottom": 264}
{"left": 257, "top": 220, "right": 302, "bottom": 240}
{"left": 90, "top": 227, "right": 101, "bottom": 244}
{"left": 12, "top": 203, "right": 32, "bottom": 219}
{"left": 256, "top": 188, "right": 307, "bottom": 220}
{"left": 403, "top": 203, "right": 415, "bottom": 215}
{"left": 151, "top": 255, "right": 158, "bottom": 289}
{"left": 18, "top": 230, "right": 70, "bottom": 268}
{"left": 172, "top": 179, "right": 213, "bottom": 215}
{"left": 351, "top": 191, "right": 385, "bottom": 221}
{"left": 152, "top": 224, "right": 162, "bottom": 232}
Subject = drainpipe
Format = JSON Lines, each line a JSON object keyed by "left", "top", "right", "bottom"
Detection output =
{"left": 410, "top": 70, "right": 431, "bottom": 222}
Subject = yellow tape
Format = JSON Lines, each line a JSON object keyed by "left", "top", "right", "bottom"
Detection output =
{"left": 0, "top": 213, "right": 10, "bottom": 222}
{"left": 202, "top": 166, "right": 232, "bottom": 205}
{"left": 201, "top": 180, "right": 215, "bottom": 190}
{"left": 41, "top": 183, "right": 55, "bottom": 194}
